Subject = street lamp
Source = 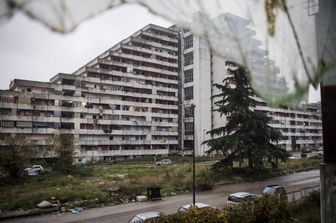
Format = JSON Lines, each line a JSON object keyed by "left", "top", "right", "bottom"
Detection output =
{"left": 191, "top": 104, "right": 196, "bottom": 205}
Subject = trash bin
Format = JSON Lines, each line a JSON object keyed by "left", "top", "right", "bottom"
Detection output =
{"left": 147, "top": 186, "right": 161, "bottom": 201}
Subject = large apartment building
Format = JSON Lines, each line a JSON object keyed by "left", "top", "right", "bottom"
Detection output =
{"left": 0, "top": 14, "right": 323, "bottom": 160}
{"left": 0, "top": 24, "right": 179, "bottom": 162}
{"left": 178, "top": 13, "right": 323, "bottom": 156}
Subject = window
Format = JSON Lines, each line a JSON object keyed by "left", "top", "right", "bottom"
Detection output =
{"left": 1, "top": 120, "right": 15, "bottom": 128}
{"left": 184, "top": 69, "right": 193, "bottom": 83}
{"left": 185, "top": 122, "right": 193, "bottom": 135}
{"left": 184, "top": 52, "right": 193, "bottom": 66}
{"left": 184, "top": 106, "right": 194, "bottom": 118}
{"left": 184, "top": 35, "right": 193, "bottom": 49}
{"left": 184, "top": 86, "right": 193, "bottom": 100}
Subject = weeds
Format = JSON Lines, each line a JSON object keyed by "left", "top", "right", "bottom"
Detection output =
{"left": 0, "top": 157, "right": 322, "bottom": 212}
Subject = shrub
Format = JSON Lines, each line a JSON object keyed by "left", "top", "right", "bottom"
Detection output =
{"left": 289, "top": 192, "right": 320, "bottom": 223}
{"left": 153, "top": 196, "right": 293, "bottom": 223}
{"left": 225, "top": 196, "right": 292, "bottom": 223}
{"left": 196, "top": 168, "right": 214, "bottom": 191}
{"left": 150, "top": 208, "right": 223, "bottom": 223}
{"left": 119, "top": 181, "right": 146, "bottom": 200}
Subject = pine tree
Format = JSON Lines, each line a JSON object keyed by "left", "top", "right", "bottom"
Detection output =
{"left": 205, "top": 62, "right": 289, "bottom": 170}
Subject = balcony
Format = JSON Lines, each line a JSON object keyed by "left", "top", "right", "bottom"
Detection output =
{"left": 151, "top": 131, "right": 178, "bottom": 136}
{"left": 140, "top": 30, "right": 178, "bottom": 43}
{"left": 81, "top": 148, "right": 168, "bottom": 157}
{"left": 121, "top": 45, "right": 178, "bottom": 59}
{"left": 131, "top": 37, "right": 178, "bottom": 52}
{"left": 79, "top": 139, "right": 152, "bottom": 146}
{"left": 110, "top": 52, "right": 178, "bottom": 68}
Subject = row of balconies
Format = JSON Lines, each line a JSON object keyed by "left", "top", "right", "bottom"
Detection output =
{"left": 121, "top": 45, "right": 178, "bottom": 59}
{"left": 0, "top": 127, "right": 74, "bottom": 134}
{"left": 0, "top": 127, "right": 179, "bottom": 136}
{"left": 269, "top": 123, "right": 322, "bottom": 130}
{"left": 271, "top": 115, "right": 322, "bottom": 123}
{"left": 86, "top": 67, "right": 178, "bottom": 86}
{"left": 256, "top": 105, "right": 321, "bottom": 116}
{"left": 80, "top": 148, "right": 169, "bottom": 157}
{"left": 82, "top": 86, "right": 178, "bottom": 102}
{"left": 79, "top": 139, "right": 178, "bottom": 146}
{"left": 132, "top": 29, "right": 178, "bottom": 46}
{"left": 140, "top": 30, "right": 178, "bottom": 43}
{"left": 109, "top": 51, "right": 178, "bottom": 68}
{"left": 82, "top": 72, "right": 178, "bottom": 91}
{"left": 296, "top": 139, "right": 323, "bottom": 144}
{"left": 281, "top": 132, "right": 322, "bottom": 137}
{"left": 99, "top": 58, "right": 177, "bottom": 76}
{"left": 0, "top": 99, "right": 178, "bottom": 112}
{"left": 0, "top": 115, "right": 179, "bottom": 127}
{"left": 277, "top": 139, "right": 323, "bottom": 145}
{"left": 130, "top": 36, "right": 178, "bottom": 52}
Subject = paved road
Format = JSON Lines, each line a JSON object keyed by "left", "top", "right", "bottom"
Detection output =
{"left": 3, "top": 170, "right": 320, "bottom": 223}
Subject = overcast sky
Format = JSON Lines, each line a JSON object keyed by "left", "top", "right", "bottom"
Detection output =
{"left": 0, "top": 3, "right": 171, "bottom": 89}
{"left": 0, "top": 3, "right": 320, "bottom": 102}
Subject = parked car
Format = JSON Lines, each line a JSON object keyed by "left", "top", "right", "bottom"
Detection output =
{"left": 227, "top": 192, "right": 259, "bottom": 205}
{"left": 25, "top": 165, "right": 44, "bottom": 173}
{"left": 26, "top": 168, "right": 38, "bottom": 176}
{"left": 155, "top": 159, "right": 172, "bottom": 166}
{"left": 177, "top": 202, "right": 214, "bottom": 213}
{"left": 128, "top": 211, "right": 161, "bottom": 223}
{"left": 262, "top": 185, "right": 287, "bottom": 200}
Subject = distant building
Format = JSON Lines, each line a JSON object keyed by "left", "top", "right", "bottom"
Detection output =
{"left": 0, "top": 15, "right": 322, "bottom": 161}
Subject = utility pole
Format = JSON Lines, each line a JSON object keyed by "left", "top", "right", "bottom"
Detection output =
{"left": 316, "top": 0, "right": 336, "bottom": 222}
{"left": 191, "top": 104, "right": 196, "bottom": 205}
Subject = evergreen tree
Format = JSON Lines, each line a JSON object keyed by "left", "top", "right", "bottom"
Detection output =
{"left": 205, "top": 62, "right": 289, "bottom": 170}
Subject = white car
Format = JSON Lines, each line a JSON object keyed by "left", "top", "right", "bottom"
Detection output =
{"left": 155, "top": 159, "right": 172, "bottom": 166}
{"left": 128, "top": 211, "right": 161, "bottom": 223}
{"left": 177, "top": 202, "right": 214, "bottom": 213}
{"left": 227, "top": 192, "right": 259, "bottom": 205}
{"left": 25, "top": 165, "right": 44, "bottom": 173}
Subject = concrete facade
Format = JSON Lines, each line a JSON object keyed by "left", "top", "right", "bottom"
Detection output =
{"left": 0, "top": 16, "right": 323, "bottom": 160}
{"left": 0, "top": 24, "right": 179, "bottom": 162}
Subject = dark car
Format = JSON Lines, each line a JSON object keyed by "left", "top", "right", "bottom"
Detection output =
{"left": 262, "top": 185, "right": 287, "bottom": 201}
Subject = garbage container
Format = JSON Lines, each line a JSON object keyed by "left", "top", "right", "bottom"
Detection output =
{"left": 147, "top": 186, "right": 161, "bottom": 201}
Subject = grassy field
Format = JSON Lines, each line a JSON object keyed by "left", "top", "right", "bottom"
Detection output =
{"left": 0, "top": 156, "right": 322, "bottom": 212}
